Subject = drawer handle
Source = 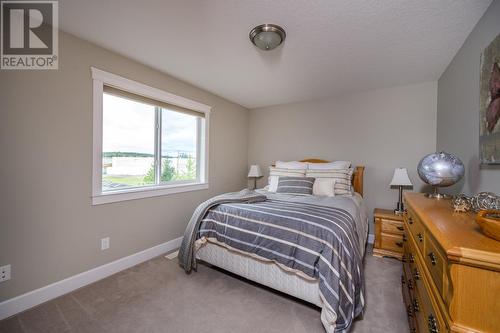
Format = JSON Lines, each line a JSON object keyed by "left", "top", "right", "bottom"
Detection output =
{"left": 428, "top": 252, "right": 437, "bottom": 265}
{"left": 407, "top": 305, "right": 413, "bottom": 317}
{"left": 409, "top": 253, "right": 415, "bottom": 263}
{"left": 428, "top": 314, "right": 439, "bottom": 333}
{"left": 395, "top": 241, "right": 403, "bottom": 248}
{"left": 413, "top": 298, "right": 420, "bottom": 312}
{"left": 397, "top": 226, "right": 404, "bottom": 231}
{"left": 417, "top": 232, "right": 424, "bottom": 242}
{"left": 408, "top": 217, "right": 413, "bottom": 225}
{"left": 414, "top": 268, "right": 420, "bottom": 280}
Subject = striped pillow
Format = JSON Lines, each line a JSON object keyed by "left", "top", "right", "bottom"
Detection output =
{"left": 306, "top": 168, "right": 354, "bottom": 195}
{"left": 276, "top": 176, "right": 315, "bottom": 195}
{"left": 268, "top": 167, "right": 307, "bottom": 192}
{"left": 275, "top": 161, "right": 308, "bottom": 169}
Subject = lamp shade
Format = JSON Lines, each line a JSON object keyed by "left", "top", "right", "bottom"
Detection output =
{"left": 248, "top": 165, "right": 263, "bottom": 178}
{"left": 390, "top": 168, "right": 412, "bottom": 186}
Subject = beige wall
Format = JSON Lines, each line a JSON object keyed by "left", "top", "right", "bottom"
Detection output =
{"left": 0, "top": 32, "right": 249, "bottom": 301}
{"left": 248, "top": 82, "right": 437, "bottom": 234}
{"left": 437, "top": 0, "right": 500, "bottom": 195}
{"left": 0, "top": 28, "right": 442, "bottom": 304}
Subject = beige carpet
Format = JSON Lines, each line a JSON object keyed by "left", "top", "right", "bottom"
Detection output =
{"left": 0, "top": 248, "right": 408, "bottom": 333}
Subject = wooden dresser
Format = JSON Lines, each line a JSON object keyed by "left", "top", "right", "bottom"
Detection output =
{"left": 402, "top": 193, "right": 500, "bottom": 333}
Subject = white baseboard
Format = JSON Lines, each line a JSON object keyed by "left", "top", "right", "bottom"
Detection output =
{"left": 0, "top": 236, "right": 183, "bottom": 320}
{"left": 367, "top": 234, "right": 375, "bottom": 244}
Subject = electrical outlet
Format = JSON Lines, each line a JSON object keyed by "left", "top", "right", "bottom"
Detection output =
{"left": 0, "top": 265, "right": 11, "bottom": 282}
{"left": 101, "top": 237, "right": 110, "bottom": 250}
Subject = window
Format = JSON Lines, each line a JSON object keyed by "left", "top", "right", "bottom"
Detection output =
{"left": 92, "top": 68, "right": 210, "bottom": 205}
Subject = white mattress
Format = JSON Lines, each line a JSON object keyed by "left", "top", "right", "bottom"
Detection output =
{"left": 196, "top": 240, "right": 323, "bottom": 307}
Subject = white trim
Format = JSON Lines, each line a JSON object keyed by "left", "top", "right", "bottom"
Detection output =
{"left": 0, "top": 237, "right": 183, "bottom": 320}
{"left": 91, "top": 67, "right": 211, "bottom": 114}
{"left": 91, "top": 67, "right": 211, "bottom": 204}
{"left": 202, "top": 114, "right": 209, "bottom": 184}
{"left": 367, "top": 233, "right": 375, "bottom": 244}
{"left": 92, "top": 78, "right": 103, "bottom": 198}
{"left": 92, "top": 182, "right": 209, "bottom": 205}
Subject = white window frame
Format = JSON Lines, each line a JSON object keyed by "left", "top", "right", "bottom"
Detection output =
{"left": 91, "top": 67, "right": 210, "bottom": 205}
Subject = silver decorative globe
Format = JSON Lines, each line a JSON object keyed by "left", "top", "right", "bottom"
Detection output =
{"left": 417, "top": 152, "right": 465, "bottom": 198}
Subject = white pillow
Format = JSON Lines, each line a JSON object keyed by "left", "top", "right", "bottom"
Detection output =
{"left": 268, "top": 176, "right": 279, "bottom": 192}
{"left": 307, "top": 161, "right": 351, "bottom": 170}
{"left": 275, "top": 161, "right": 309, "bottom": 169}
{"left": 312, "top": 178, "right": 336, "bottom": 197}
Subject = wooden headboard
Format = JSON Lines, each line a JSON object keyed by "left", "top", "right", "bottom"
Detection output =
{"left": 299, "top": 159, "right": 365, "bottom": 197}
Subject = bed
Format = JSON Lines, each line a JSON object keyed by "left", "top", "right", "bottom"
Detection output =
{"left": 182, "top": 160, "right": 368, "bottom": 333}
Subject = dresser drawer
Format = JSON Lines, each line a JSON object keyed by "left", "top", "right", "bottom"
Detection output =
{"left": 403, "top": 229, "right": 418, "bottom": 269}
{"left": 404, "top": 205, "right": 449, "bottom": 304}
{"left": 402, "top": 273, "right": 417, "bottom": 332}
{"left": 409, "top": 239, "right": 448, "bottom": 333}
{"left": 402, "top": 264, "right": 418, "bottom": 333}
{"left": 423, "top": 234, "right": 446, "bottom": 298}
{"left": 402, "top": 256, "right": 414, "bottom": 293}
{"left": 380, "top": 232, "right": 404, "bottom": 253}
{"left": 406, "top": 209, "right": 425, "bottom": 253}
{"left": 422, "top": 299, "right": 447, "bottom": 333}
{"left": 381, "top": 218, "right": 405, "bottom": 235}
{"left": 415, "top": 270, "right": 447, "bottom": 333}
{"left": 412, "top": 287, "right": 426, "bottom": 333}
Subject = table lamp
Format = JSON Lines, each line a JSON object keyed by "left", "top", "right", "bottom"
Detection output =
{"left": 390, "top": 168, "right": 413, "bottom": 214}
{"left": 248, "top": 165, "right": 263, "bottom": 190}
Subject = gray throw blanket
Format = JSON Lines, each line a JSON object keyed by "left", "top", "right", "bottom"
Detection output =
{"left": 178, "top": 189, "right": 267, "bottom": 273}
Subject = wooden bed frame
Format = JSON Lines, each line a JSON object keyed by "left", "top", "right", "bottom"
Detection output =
{"left": 281, "top": 159, "right": 365, "bottom": 197}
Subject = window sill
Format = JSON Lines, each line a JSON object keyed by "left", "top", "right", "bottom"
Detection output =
{"left": 92, "top": 182, "right": 209, "bottom": 205}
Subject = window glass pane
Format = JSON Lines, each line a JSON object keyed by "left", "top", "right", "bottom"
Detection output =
{"left": 102, "top": 93, "right": 155, "bottom": 192}
{"left": 161, "top": 109, "right": 198, "bottom": 183}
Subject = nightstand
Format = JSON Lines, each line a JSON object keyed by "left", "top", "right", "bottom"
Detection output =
{"left": 373, "top": 208, "right": 404, "bottom": 260}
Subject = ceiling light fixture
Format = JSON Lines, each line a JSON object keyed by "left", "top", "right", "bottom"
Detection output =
{"left": 249, "top": 24, "right": 286, "bottom": 51}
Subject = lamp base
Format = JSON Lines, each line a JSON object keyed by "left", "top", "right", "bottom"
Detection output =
{"left": 394, "top": 200, "right": 405, "bottom": 215}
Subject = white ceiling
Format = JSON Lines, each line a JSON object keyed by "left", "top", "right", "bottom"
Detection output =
{"left": 59, "top": 0, "right": 491, "bottom": 109}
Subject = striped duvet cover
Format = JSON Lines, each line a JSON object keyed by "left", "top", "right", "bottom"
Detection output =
{"left": 196, "top": 195, "right": 365, "bottom": 332}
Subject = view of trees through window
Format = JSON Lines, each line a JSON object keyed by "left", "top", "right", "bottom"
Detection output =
{"left": 143, "top": 155, "right": 197, "bottom": 183}
{"left": 102, "top": 93, "right": 199, "bottom": 192}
